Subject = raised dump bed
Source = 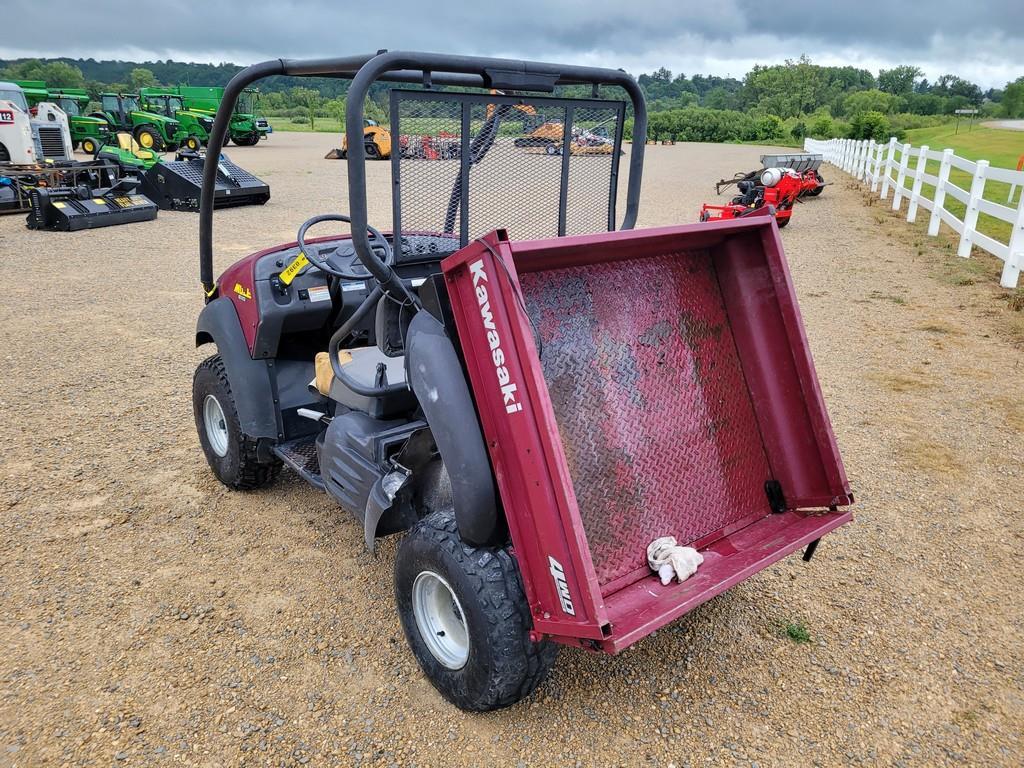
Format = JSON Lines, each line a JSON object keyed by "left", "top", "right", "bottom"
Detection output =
{"left": 442, "top": 214, "right": 852, "bottom": 652}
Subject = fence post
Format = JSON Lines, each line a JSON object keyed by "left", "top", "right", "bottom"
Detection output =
{"left": 927, "top": 149, "right": 954, "bottom": 237}
{"left": 870, "top": 142, "right": 884, "bottom": 192}
{"left": 1000, "top": 194, "right": 1024, "bottom": 288}
{"left": 844, "top": 139, "right": 853, "bottom": 172}
{"left": 855, "top": 141, "right": 865, "bottom": 180}
{"left": 906, "top": 145, "right": 930, "bottom": 223}
{"left": 865, "top": 140, "right": 877, "bottom": 185}
{"left": 861, "top": 140, "right": 872, "bottom": 181}
{"left": 891, "top": 143, "right": 912, "bottom": 211}
{"left": 957, "top": 159, "right": 989, "bottom": 258}
{"left": 880, "top": 137, "right": 898, "bottom": 199}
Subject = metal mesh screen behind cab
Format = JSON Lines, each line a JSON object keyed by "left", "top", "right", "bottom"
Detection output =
{"left": 390, "top": 90, "right": 625, "bottom": 255}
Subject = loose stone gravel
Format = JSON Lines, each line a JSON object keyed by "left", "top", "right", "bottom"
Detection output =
{"left": 0, "top": 133, "right": 1021, "bottom": 766}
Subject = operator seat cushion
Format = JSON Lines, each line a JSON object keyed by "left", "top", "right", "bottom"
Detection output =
{"left": 313, "top": 347, "right": 415, "bottom": 419}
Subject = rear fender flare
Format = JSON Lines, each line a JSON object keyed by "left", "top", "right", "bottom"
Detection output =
{"left": 405, "top": 310, "right": 503, "bottom": 547}
{"left": 195, "top": 297, "right": 278, "bottom": 439}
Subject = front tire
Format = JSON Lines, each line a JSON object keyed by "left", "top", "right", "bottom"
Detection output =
{"left": 184, "top": 135, "right": 202, "bottom": 151}
{"left": 395, "top": 512, "right": 558, "bottom": 711}
{"left": 81, "top": 136, "right": 99, "bottom": 155}
{"left": 193, "top": 355, "right": 281, "bottom": 490}
{"left": 809, "top": 171, "right": 825, "bottom": 196}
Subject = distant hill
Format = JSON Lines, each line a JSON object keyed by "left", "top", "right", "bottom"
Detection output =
{"left": 0, "top": 56, "right": 351, "bottom": 96}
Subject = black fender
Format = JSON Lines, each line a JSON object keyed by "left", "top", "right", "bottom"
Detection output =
{"left": 405, "top": 310, "right": 503, "bottom": 547}
{"left": 195, "top": 297, "right": 278, "bottom": 439}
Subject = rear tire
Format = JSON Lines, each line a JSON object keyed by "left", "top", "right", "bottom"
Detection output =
{"left": 134, "top": 126, "right": 163, "bottom": 151}
{"left": 233, "top": 134, "right": 259, "bottom": 146}
{"left": 81, "top": 137, "right": 100, "bottom": 155}
{"left": 395, "top": 511, "right": 558, "bottom": 711}
{"left": 365, "top": 142, "right": 380, "bottom": 159}
{"left": 776, "top": 215, "right": 791, "bottom": 228}
{"left": 193, "top": 355, "right": 281, "bottom": 490}
{"left": 809, "top": 172, "right": 825, "bottom": 196}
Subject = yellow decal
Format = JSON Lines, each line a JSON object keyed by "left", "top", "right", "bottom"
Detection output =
{"left": 279, "top": 251, "right": 309, "bottom": 286}
{"left": 93, "top": 198, "right": 105, "bottom": 204}
{"left": 233, "top": 282, "right": 252, "bottom": 301}
{"left": 52, "top": 201, "right": 66, "bottom": 209}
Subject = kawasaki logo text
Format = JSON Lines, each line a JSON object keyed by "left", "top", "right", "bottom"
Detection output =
{"left": 469, "top": 259, "right": 523, "bottom": 414}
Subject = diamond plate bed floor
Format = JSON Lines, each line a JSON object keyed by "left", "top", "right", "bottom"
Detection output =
{"left": 521, "top": 250, "right": 773, "bottom": 590}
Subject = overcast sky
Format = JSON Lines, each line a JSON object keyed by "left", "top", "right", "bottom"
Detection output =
{"left": 2, "top": 1, "right": 1020, "bottom": 89}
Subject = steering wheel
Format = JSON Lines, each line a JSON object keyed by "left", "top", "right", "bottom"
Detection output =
{"left": 295, "top": 213, "right": 394, "bottom": 280}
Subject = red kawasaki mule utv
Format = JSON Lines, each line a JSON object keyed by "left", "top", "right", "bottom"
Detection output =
{"left": 194, "top": 51, "right": 853, "bottom": 711}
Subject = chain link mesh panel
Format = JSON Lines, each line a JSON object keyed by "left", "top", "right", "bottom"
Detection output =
{"left": 390, "top": 91, "right": 624, "bottom": 257}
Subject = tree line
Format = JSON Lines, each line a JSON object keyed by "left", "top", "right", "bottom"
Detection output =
{"left": 2, "top": 55, "right": 1021, "bottom": 142}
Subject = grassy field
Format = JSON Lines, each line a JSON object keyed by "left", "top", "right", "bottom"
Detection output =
{"left": 899, "top": 124, "right": 1024, "bottom": 245}
{"left": 267, "top": 116, "right": 343, "bottom": 133}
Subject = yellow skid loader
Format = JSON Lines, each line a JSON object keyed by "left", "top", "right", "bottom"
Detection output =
{"left": 325, "top": 118, "right": 391, "bottom": 160}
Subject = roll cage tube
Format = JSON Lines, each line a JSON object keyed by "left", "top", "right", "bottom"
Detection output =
{"left": 199, "top": 51, "right": 647, "bottom": 298}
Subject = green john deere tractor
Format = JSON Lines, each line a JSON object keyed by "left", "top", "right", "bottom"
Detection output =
{"left": 92, "top": 93, "right": 187, "bottom": 151}
{"left": 177, "top": 86, "right": 269, "bottom": 145}
{"left": 14, "top": 80, "right": 110, "bottom": 153}
{"left": 140, "top": 88, "right": 214, "bottom": 151}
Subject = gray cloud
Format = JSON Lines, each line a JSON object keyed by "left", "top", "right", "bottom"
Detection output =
{"left": 2, "top": 0, "right": 1021, "bottom": 87}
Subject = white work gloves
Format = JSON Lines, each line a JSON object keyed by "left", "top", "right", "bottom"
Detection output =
{"left": 647, "top": 536, "right": 703, "bottom": 586}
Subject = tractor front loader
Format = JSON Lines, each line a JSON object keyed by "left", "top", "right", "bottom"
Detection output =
{"left": 193, "top": 50, "right": 853, "bottom": 713}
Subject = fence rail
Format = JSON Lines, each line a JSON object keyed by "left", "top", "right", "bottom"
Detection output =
{"left": 804, "top": 137, "right": 1024, "bottom": 288}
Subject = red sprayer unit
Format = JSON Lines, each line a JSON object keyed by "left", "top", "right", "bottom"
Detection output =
{"left": 701, "top": 154, "right": 826, "bottom": 228}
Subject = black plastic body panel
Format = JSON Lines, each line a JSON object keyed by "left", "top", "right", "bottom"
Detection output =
{"left": 405, "top": 310, "right": 502, "bottom": 546}
{"left": 318, "top": 412, "right": 424, "bottom": 524}
{"left": 195, "top": 297, "right": 278, "bottom": 439}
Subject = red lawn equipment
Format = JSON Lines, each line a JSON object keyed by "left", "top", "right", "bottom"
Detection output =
{"left": 701, "top": 153, "right": 826, "bottom": 228}
{"left": 193, "top": 52, "right": 853, "bottom": 712}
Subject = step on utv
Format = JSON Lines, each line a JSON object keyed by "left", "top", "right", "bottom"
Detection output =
{"left": 193, "top": 51, "right": 854, "bottom": 712}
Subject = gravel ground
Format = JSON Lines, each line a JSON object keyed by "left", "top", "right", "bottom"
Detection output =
{"left": 981, "top": 120, "right": 1024, "bottom": 131}
{"left": 1, "top": 132, "right": 1022, "bottom": 767}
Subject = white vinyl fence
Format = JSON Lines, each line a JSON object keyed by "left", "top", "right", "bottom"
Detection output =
{"left": 804, "top": 137, "right": 1024, "bottom": 289}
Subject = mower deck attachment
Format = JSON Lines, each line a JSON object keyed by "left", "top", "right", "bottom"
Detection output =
{"left": 26, "top": 184, "right": 157, "bottom": 231}
{"left": 442, "top": 217, "right": 852, "bottom": 652}
{"left": 138, "top": 152, "right": 270, "bottom": 212}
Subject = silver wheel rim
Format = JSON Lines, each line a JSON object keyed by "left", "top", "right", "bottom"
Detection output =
{"left": 203, "top": 395, "right": 229, "bottom": 458}
{"left": 412, "top": 571, "right": 469, "bottom": 669}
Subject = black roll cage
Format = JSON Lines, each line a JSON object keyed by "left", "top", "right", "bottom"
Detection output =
{"left": 199, "top": 50, "right": 648, "bottom": 300}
